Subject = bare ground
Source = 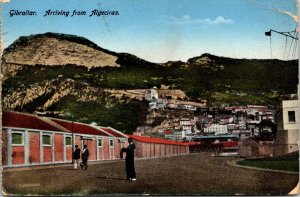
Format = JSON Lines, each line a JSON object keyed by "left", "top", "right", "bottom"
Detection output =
{"left": 3, "top": 153, "right": 299, "bottom": 195}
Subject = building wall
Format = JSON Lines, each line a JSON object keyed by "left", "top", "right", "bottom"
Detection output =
{"left": 171, "top": 145, "right": 175, "bottom": 155}
{"left": 108, "top": 139, "right": 114, "bottom": 160}
{"left": 98, "top": 146, "right": 104, "bottom": 160}
{"left": 66, "top": 147, "right": 72, "bottom": 161}
{"left": 3, "top": 126, "right": 189, "bottom": 168}
{"left": 175, "top": 145, "right": 179, "bottom": 154}
{"left": 274, "top": 99, "right": 299, "bottom": 156}
{"left": 166, "top": 145, "right": 170, "bottom": 156}
{"left": 74, "top": 135, "right": 81, "bottom": 149}
{"left": 238, "top": 146, "right": 253, "bottom": 158}
{"left": 287, "top": 129, "right": 299, "bottom": 153}
{"left": 12, "top": 146, "right": 24, "bottom": 165}
{"left": 182, "top": 146, "right": 187, "bottom": 154}
{"left": 282, "top": 100, "right": 298, "bottom": 130}
{"left": 43, "top": 146, "right": 52, "bottom": 162}
{"left": 274, "top": 129, "right": 299, "bottom": 156}
{"left": 169, "top": 145, "right": 173, "bottom": 155}
{"left": 161, "top": 144, "right": 165, "bottom": 156}
{"left": 145, "top": 143, "right": 151, "bottom": 158}
{"left": 172, "top": 145, "right": 175, "bottom": 154}
{"left": 238, "top": 139, "right": 257, "bottom": 157}
{"left": 174, "top": 145, "right": 178, "bottom": 154}
{"left": 74, "top": 136, "right": 118, "bottom": 161}
{"left": 204, "top": 124, "right": 228, "bottom": 135}
{"left": 143, "top": 143, "right": 147, "bottom": 157}
{"left": 276, "top": 108, "right": 284, "bottom": 131}
{"left": 135, "top": 141, "right": 143, "bottom": 158}
{"left": 2, "top": 130, "right": 7, "bottom": 166}
{"left": 29, "top": 131, "right": 40, "bottom": 163}
{"left": 3, "top": 130, "right": 70, "bottom": 166}
{"left": 258, "top": 144, "right": 273, "bottom": 156}
{"left": 150, "top": 143, "right": 155, "bottom": 157}
{"left": 131, "top": 139, "right": 188, "bottom": 158}
{"left": 54, "top": 134, "right": 63, "bottom": 162}
{"left": 114, "top": 139, "right": 121, "bottom": 159}
{"left": 155, "top": 144, "right": 160, "bottom": 157}
{"left": 103, "top": 138, "right": 110, "bottom": 160}
{"left": 97, "top": 137, "right": 104, "bottom": 160}
{"left": 89, "top": 138, "right": 97, "bottom": 161}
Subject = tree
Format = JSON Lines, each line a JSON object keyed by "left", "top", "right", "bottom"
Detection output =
{"left": 258, "top": 119, "right": 277, "bottom": 140}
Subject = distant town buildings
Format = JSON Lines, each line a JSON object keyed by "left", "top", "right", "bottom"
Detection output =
{"left": 143, "top": 86, "right": 298, "bottom": 158}
{"left": 161, "top": 104, "right": 276, "bottom": 142}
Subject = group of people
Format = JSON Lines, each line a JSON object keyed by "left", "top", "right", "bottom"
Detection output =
{"left": 73, "top": 144, "right": 90, "bottom": 170}
{"left": 73, "top": 138, "right": 136, "bottom": 181}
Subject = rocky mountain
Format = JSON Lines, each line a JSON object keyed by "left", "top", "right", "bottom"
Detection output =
{"left": 2, "top": 32, "right": 156, "bottom": 79}
{"left": 2, "top": 32, "right": 298, "bottom": 133}
{"left": 3, "top": 77, "right": 104, "bottom": 110}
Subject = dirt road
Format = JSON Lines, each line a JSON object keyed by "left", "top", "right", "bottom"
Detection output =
{"left": 3, "top": 153, "right": 299, "bottom": 195}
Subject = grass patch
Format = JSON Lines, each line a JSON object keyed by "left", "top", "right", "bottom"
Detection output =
{"left": 237, "top": 152, "right": 299, "bottom": 172}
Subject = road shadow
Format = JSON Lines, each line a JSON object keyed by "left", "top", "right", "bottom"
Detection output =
{"left": 61, "top": 168, "right": 90, "bottom": 171}
{"left": 62, "top": 168, "right": 80, "bottom": 171}
{"left": 96, "top": 176, "right": 127, "bottom": 181}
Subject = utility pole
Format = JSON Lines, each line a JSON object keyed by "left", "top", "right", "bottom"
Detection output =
{"left": 265, "top": 29, "right": 298, "bottom": 40}
{"left": 265, "top": 28, "right": 298, "bottom": 59}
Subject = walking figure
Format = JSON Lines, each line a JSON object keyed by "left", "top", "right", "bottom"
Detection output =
{"left": 73, "top": 145, "right": 81, "bottom": 170}
{"left": 80, "top": 144, "right": 89, "bottom": 170}
{"left": 122, "top": 138, "right": 136, "bottom": 181}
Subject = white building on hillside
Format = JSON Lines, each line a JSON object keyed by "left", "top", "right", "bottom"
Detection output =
{"left": 145, "top": 86, "right": 159, "bottom": 101}
{"left": 180, "top": 118, "right": 196, "bottom": 126}
{"left": 203, "top": 124, "right": 228, "bottom": 135}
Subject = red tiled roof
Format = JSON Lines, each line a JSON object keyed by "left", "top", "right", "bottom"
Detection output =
{"left": 127, "top": 135, "right": 187, "bottom": 146}
{"left": 3, "top": 111, "right": 70, "bottom": 132}
{"left": 100, "top": 127, "right": 126, "bottom": 138}
{"left": 223, "top": 141, "right": 238, "bottom": 147}
{"left": 182, "top": 141, "right": 200, "bottom": 146}
{"left": 51, "top": 119, "right": 110, "bottom": 136}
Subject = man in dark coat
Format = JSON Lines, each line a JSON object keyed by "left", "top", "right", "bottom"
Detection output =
{"left": 73, "top": 145, "right": 81, "bottom": 170}
{"left": 80, "top": 144, "right": 89, "bottom": 170}
{"left": 123, "top": 138, "right": 136, "bottom": 181}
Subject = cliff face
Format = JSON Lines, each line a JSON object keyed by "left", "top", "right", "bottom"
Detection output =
{"left": 2, "top": 33, "right": 120, "bottom": 79}
{"left": 3, "top": 77, "right": 105, "bottom": 111}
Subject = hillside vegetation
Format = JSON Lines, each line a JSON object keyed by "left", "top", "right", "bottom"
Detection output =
{"left": 2, "top": 33, "right": 298, "bottom": 133}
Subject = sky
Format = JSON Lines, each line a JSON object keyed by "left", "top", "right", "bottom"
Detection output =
{"left": 2, "top": 0, "right": 299, "bottom": 63}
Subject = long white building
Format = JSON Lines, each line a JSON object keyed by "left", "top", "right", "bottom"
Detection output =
{"left": 203, "top": 124, "right": 228, "bottom": 135}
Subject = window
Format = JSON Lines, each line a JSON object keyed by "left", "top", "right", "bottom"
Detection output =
{"left": 65, "top": 136, "right": 72, "bottom": 146}
{"left": 109, "top": 139, "right": 114, "bottom": 147}
{"left": 288, "top": 111, "right": 296, "bottom": 123}
{"left": 98, "top": 139, "right": 103, "bottom": 147}
{"left": 12, "top": 133, "right": 23, "bottom": 145}
{"left": 43, "top": 135, "right": 51, "bottom": 145}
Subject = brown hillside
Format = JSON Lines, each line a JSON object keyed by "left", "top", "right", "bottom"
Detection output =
{"left": 2, "top": 33, "right": 120, "bottom": 71}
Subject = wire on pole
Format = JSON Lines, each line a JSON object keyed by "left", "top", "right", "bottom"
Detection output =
{"left": 265, "top": 28, "right": 298, "bottom": 60}
{"left": 269, "top": 35, "right": 272, "bottom": 59}
{"left": 265, "top": 29, "right": 298, "bottom": 40}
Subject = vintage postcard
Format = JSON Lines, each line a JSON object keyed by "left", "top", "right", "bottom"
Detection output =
{"left": 1, "top": 0, "right": 299, "bottom": 195}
